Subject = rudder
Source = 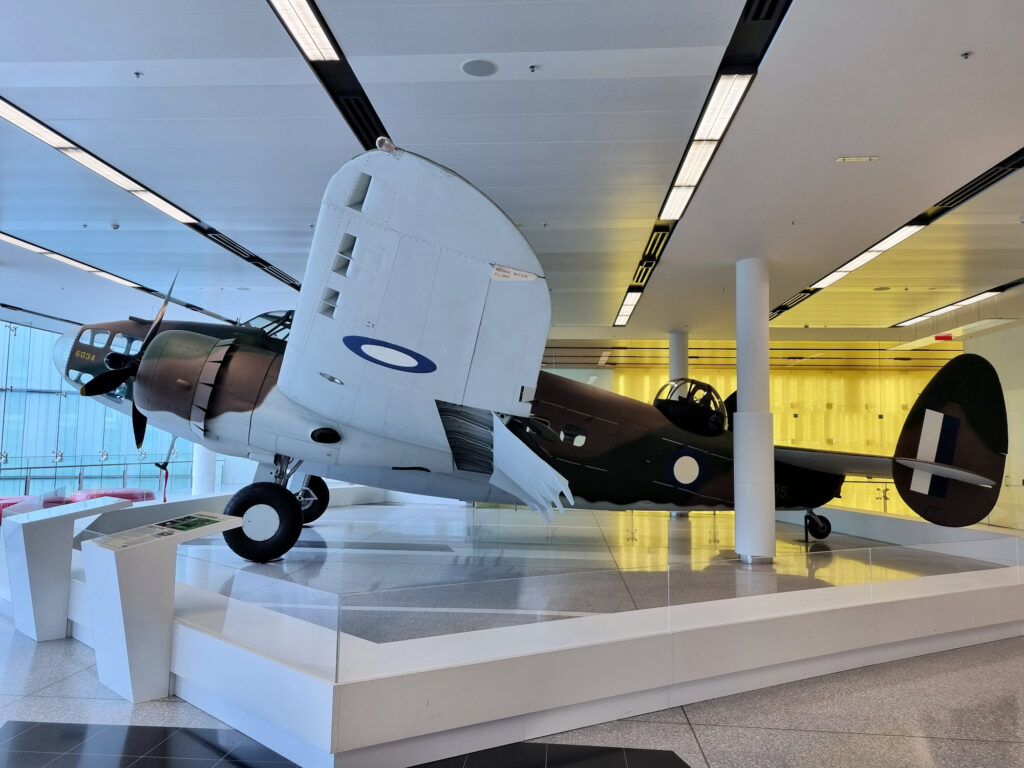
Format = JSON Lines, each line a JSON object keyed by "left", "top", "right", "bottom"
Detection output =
{"left": 893, "top": 354, "right": 1007, "bottom": 527}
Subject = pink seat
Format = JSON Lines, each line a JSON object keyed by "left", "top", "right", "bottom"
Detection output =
{"left": 0, "top": 494, "right": 69, "bottom": 521}
{"left": 68, "top": 488, "right": 156, "bottom": 503}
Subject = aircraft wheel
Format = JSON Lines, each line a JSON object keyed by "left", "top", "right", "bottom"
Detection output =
{"left": 222, "top": 482, "right": 303, "bottom": 562}
{"left": 806, "top": 513, "right": 832, "bottom": 540}
{"left": 297, "top": 475, "right": 330, "bottom": 524}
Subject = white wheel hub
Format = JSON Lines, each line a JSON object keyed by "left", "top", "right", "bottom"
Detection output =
{"left": 242, "top": 503, "right": 280, "bottom": 542}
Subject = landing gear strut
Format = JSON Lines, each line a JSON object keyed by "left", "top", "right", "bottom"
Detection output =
{"left": 222, "top": 455, "right": 327, "bottom": 562}
{"left": 803, "top": 509, "right": 832, "bottom": 541}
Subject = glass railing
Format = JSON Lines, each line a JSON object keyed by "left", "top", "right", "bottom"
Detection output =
{"left": 0, "top": 456, "right": 218, "bottom": 498}
{"left": 167, "top": 514, "right": 1020, "bottom": 685}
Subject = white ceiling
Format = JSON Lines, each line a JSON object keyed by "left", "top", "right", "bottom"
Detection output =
{"left": 0, "top": 0, "right": 1021, "bottom": 346}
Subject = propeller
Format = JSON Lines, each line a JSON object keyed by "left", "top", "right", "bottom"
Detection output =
{"left": 80, "top": 274, "right": 177, "bottom": 447}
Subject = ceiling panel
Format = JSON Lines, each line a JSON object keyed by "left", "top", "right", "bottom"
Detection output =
{"left": 323, "top": 0, "right": 745, "bottom": 327}
{"left": 633, "top": 0, "right": 1024, "bottom": 337}
{"left": 0, "top": 0, "right": 364, "bottom": 319}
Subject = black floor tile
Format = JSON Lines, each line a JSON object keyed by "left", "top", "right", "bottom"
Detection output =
{"left": 43, "top": 753, "right": 138, "bottom": 767}
{"left": 464, "top": 741, "right": 546, "bottom": 767}
{"left": 140, "top": 728, "right": 230, "bottom": 761}
{"left": 546, "top": 744, "right": 627, "bottom": 768}
{"left": 0, "top": 721, "right": 39, "bottom": 745}
{"left": 411, "top": 757, "right": 465, "bottom": 768}
{"left": 623, "top": 747, "right": 689, "bottom": 767}
{"left": 128, "top": 758, "right": 220, "bottom": 768}
{"left": 0, "top": 751, "right": 64, "bottom": 768}
{"left": 72, "top": 726, "right": 180, "bottom": 757}
{"left": 204, "top": 729, "right": 291, "bottom": 763}
{"left": 1, "top": 722, "right": 109, "bottom": 753}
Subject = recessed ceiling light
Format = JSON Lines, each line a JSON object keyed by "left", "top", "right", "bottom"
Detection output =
{"left": 835, "top": 156, "right": 879, "bottom": 162}
{"left": 268, "top": 0, "right": 338, "bottom": 61}
{"left": 462, "top": 59, "right": 498, "bottom": 77}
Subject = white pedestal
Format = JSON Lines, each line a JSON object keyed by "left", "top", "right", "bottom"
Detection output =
{"left": 2, "top": 497, "right": 131, "bottom": 641}
{"left": 82, "top": 512, "right": 241, "bottom": 703}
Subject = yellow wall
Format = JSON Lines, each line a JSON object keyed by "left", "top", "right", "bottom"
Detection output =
{"left": 612, "top": 366, "right": 939, "bottom": 519}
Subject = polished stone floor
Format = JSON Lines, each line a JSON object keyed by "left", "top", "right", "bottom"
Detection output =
{"left": 172, "top": 504, "right": 1002, "bottom": 642}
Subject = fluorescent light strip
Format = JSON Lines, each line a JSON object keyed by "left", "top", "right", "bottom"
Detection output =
{"left": 597, "top": 350, "right": 611, "bottom": 366}
{"left": 95, "top": 272, "right": 141, "bottom": 288}
{"left": 810, "top": 270, "right": 849, "bottom": 290}
{"left": 896, "top": 290, "right": 1001, "bottom": 327}
{"left": 673, "top": 140, "right": 717, "bottom": 188}
{"left": 60, "top": 148, "right": 143, "bottom": 192}
{"left": 841, "top": 249, "right": 882, "bottom": 271}
{"left": 269, "top": 0, "right": 338, "bottom": 61}
{"left": 0, "top": 232, "right": 48, "bottom": 253}
{"left": 955, "top": 291, "right": 998, "bottom": 307}
{"left": 44, "top": 253, "right": 98, "bottom": 272}
{"left": 660, "top": 186, "right": 694, "bottom": 221}
{"left": 131, "top": 190, "right": 198, "bottom": 224}
{"left": 694, "top": 74, "right": 753, "bottom": 141}
{"left": 871, "top": 225, "right": 924, "bottom": 252}
{"left": 613, "top": 291, "right": 642, "bottom": 326}
{"left": 0, "top": 98, "right": 72, "bottom": 148}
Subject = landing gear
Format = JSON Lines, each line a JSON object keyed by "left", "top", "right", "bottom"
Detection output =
{"left": 297, "top": 475, "right": 329, "bottom": 524}
{"left": 222, "top": 482, "right": 303, "bottom": 562}
{"left": 222, "top": 454, "right": 312, "bottom": 562}
{"left": 804, "top": 510, "right": 832, "bottom": 541}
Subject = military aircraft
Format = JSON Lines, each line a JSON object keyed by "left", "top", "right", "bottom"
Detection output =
{"left": 52, "top": 143, "right": 1008, "bottom": 563}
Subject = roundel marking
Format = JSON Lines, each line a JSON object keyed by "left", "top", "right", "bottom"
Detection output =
{"left": 667, "top": 448, "right": 705, "bottom": 489}
{"left": 342, "top": 336, "right": 437, "bottom": 373}
{"left": 672, "top": 455, "right": 700, "bottom": 485}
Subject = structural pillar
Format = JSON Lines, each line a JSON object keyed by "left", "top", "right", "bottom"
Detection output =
{"left": 668, "top": 330, "right": 689, "bottom": 380}
{"left": 191, "top": 443, "right": 217, "bottom": 496}
{"left": 733, "top": 258, "right": 775, "bottom": 563}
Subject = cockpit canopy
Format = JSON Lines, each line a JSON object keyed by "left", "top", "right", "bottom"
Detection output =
{"left": 653, "top": 377, "right": 728, "bottom": 436}
{"left": 242, "top": 310, "right": 293, "bottom": 340}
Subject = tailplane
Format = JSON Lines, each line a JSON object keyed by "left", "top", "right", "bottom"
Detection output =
{"left": 893, "top": 354, "right": 1007, "bottom": 526}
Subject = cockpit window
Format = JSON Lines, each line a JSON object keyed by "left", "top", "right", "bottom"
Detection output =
{"left": 243, "top": 310, "right": 293, "bottom": 340}
{"left": 654, "top": 378, "right": 727, "bottom": 437}
{"left": 78, "top": 329, "right": 111, "bottom": 348}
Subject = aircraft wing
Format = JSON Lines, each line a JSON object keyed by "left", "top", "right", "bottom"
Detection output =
{"left": 277, "top": 147, "right": 551, "bottom": 464}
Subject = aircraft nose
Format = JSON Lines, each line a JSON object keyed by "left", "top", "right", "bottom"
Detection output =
{"left": 52, "top": 327, "right": 77, "bottom": 379}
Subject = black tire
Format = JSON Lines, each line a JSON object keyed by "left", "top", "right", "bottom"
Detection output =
{"left": 222, "top": 482, "right": 303, "bottom": 562}
{"left": 807, "top": 514, "right": 832, "bottom": 540}
{"left": 297, "top": 475, "right": 330, "bottom": 524}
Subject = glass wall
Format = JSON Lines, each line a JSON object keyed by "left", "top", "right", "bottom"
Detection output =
{"left": 0, "top": 321, "right": 193, "bottom": 497}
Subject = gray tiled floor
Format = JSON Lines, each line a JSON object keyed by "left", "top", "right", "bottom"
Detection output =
{"left": 173, "top": 503, "right": 1004, "bottom": 643}
{"left": 539, "top": 637, "right": 1024, "bottom": 768}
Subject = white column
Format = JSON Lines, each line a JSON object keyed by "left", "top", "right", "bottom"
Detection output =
{"left": 669, "top": 330, "right": 689, "bottom": 380}
{"left": 191, "top": 444, "right": 217, "bottom": 495}
{"left": 734, "top": 258, "right": 775, "bottom": 563}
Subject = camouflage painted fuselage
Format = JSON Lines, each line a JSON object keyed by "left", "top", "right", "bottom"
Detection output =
{"left": 56, "top": 322, "right": 844, "bottom": 511}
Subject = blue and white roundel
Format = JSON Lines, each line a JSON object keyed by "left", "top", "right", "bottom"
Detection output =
{"left": 342, "top": 336, "right": 437, "bottom": 373}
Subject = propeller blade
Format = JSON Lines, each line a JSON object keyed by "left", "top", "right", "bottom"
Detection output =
{"left": 80, "top": 365, "right": 137, "bottom": 397}
{"left": 140, "top": 272, "right": 178, "bottom": 352}
{"left": 132, "top": 402, "right": 148, "bottom": 449}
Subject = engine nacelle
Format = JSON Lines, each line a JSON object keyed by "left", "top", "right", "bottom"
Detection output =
{"left": 135, "top": 330, "right": 279, "bottom": 446}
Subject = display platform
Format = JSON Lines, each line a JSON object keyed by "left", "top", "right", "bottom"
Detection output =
{"left": 3, "top": 496, "right": 1022, "bottom": 768}
{"left": 168, "top": 503, "right": 1024, "bottom": 767}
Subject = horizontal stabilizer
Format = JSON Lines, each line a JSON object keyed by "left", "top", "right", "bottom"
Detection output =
{"left": 893, "top": 458, "right": 997, "bottom": 488}
{"left": 774, "top": 446, "right": 892, "bottom": 478}
{"left": 490, "top": 413, "right": 573, "bottom": 521}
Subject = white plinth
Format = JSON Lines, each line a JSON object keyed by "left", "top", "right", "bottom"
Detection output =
{"left": 2, "top": 497, "right": 131, "bottom": 641}
{"left": 82, "top": 512, "right": 241, "bottom": 703}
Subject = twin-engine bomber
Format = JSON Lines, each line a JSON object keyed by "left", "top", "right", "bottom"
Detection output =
{"left": 52, "top": 145, "right": 1009, "bottom": 562}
